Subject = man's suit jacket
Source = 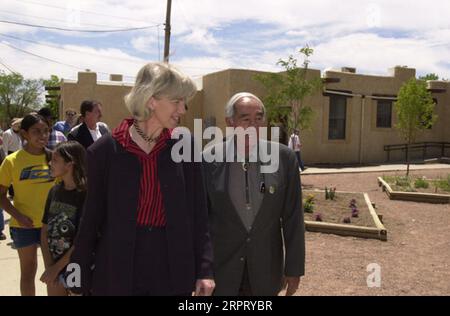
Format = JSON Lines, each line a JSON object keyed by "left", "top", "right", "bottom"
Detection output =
{"left": 68, "top": 123, "right": 109, "bottom": 149}
{"left": 203, "top": 139, "right": 305, "bottom": 296}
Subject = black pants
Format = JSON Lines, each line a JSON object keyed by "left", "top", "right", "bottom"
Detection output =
{"left": 132, "top": 226, "right": 191, "bottom": 296}
{"left": 238, "top": 261, "right": 253, "bottom": 296}
{"left": 295, "top": 151, "right": 305, "bottom": 171}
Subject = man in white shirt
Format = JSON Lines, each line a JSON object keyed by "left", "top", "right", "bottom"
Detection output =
{"left": 288, "top": 129, "right": 305, "bottom": 171}
{"left": 2, "top": 118, "right": 23, "bottom": 155}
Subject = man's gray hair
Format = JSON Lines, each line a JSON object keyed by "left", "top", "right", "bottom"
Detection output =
{"left": 225, "top": 92, "right": 265, "bottom": 118}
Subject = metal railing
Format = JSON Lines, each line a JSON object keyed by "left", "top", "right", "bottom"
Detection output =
{"left": 384, "top": 142, "right": 450, "bottom": 162}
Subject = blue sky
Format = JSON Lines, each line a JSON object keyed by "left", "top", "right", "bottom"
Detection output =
{"left": 1, "top": 0, "right": 449, "bottom": 83}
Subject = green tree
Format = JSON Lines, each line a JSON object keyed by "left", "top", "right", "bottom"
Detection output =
{"left": 394, "top": 78, "right": 437, "bottom": 176}
{"left": 419, "top": 73, "right": 439, "bottom": 81}
{"left": 0, "top": 71, "right": 43, "bottom": 124}
{"left": 43, "top": 75, "right": 61, "bottom": 118}
{"left": 254, "top": 46, "right": 322, "bottom": 139}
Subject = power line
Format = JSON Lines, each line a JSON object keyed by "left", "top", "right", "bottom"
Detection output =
{"left": 0, "top": 33, "right": 222, "bottom": 73}
{"left": 1, "top": 41, "right": 83, "bottom": 70}
{"left": 14, "top": 0, "right": 159, "bottom": 25}
{"left": 0, "top": 19, "right": 160, "bottom": 33}
{"left": 0, "top": 9, "right": 124, "bottom": 29}
{"left": 0, "top": 41, "right": 137, "bottom": 79}
{"left": 0, "top": 33, "right": 145, "bottom": 64}
{"left": 0, "top": 57, "right": 17, "bottom": 73}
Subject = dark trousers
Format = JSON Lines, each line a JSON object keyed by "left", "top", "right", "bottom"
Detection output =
{"left": 0, "top": 209, "right": 4, "bottom": 233}
{"left": 238, "top": 261, "right": 253, "bottom": 296}
{"left": 6, "top": 152, "right": 14, "bottom": 198}
{"left": 132, "top": 226, "right": 191, "bottom": 296}
{"left": 295, "top": 151, "right": 305, "bottom": 171}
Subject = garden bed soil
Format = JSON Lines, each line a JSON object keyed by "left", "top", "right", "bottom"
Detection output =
{"left": 303, "top": 190, "right": 377, "bottom": 228}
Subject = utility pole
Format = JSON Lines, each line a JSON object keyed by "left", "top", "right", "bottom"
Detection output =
{"left": 163, "top": 0, "right": 172, "bottom": 63}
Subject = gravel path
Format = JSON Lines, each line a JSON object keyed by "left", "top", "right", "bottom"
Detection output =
{"left": 291, "top": 169, "right": 450, "bottom": 296}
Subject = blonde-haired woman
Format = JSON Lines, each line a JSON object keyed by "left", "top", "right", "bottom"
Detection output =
{"left": 70, "top": 62, "right": 215, "bottom": 296}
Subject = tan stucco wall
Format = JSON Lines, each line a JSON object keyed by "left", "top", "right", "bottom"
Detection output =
{"left": 60, "top": 72, "right": 133, "bottom": 130}
{"left": 60, "top": 67, "right": 450, "bottom": 164}
{"left": 180, "top": 90, "right": 203, "bottom": 131}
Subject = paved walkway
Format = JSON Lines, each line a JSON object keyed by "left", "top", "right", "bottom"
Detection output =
{"left": 0, "top": 162, "right": 449, "bottom": 296}
{"left": 0, "top": 213, "right": 46, "bottom": 296}
{"left": 302, "top": 163, "right": 450, "bottom": 175}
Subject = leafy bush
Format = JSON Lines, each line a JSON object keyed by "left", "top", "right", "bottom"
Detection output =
{"left": 329, "top": 187, "right": 336, "bottom": 200}
{"left": 395, "top": 176, "right": 411, "bottom": 187}
{"left": 303, "top": 194, "right": 315, "bottom": 213}
{"left": 433, "top": 176, "right": 450, "bottom": 192}
{"left": 414, "top": 178, "right": 429, "bottom": 189}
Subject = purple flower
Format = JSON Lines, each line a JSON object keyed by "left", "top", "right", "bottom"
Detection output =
{"left": 352, "top": 210, "right": 359, "bottom": 218}
{"left": 315, "top": 213, "right": 323, "bottom": 222}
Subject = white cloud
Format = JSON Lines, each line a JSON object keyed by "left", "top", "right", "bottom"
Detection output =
{"left": 0, "top": 40, "right": 146, "bottom": 81}
{"left": 0, "top": 0, "right": 449, "bottom": 80}
{"left": 312, "top": 33, "right": 449, "bottom": 77}
{"left": 179, "top": 29, "right": 218, "bottom": 52}
{"left": 130, "top": 32, "right": 161, "bottom": 54}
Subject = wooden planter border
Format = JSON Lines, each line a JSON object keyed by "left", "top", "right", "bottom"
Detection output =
{"left": 304, "top": 190, "right": 388, "bottom": 241}
{"left": 377, "top": 177, "right": 450, "bottom": 204}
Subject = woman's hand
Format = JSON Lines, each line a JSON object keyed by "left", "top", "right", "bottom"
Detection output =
{"left": 194, "top": 279, "right": 215, "bottom": 296}
{"left": 16, "top": 213, "right": 34, "bottom": 228}
{"left": 40, "top": 264, "right": 61, "bottom": 286}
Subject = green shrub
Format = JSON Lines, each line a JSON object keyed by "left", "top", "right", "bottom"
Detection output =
{"left": 395, "top": 176, "right": 411, "bottom": 187}
{"left": 414, "top": 178, "right": 429, "bottom": 189}
{"left": 303, "top": 194, "right": 315, "bottom": 213}
{"left": 433, "top": 177, "right": 450, "bottom": 192}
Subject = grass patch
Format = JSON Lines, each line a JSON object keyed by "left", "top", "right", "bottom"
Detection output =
{"left": 382, "top": 174, "right": 450, "bottom": 194}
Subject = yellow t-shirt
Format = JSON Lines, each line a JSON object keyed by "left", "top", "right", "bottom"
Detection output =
{"left": 0, "top": 149, "right": 55, "bottom": 228}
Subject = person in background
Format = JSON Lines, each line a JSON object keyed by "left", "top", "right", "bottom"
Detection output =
{"left": 2, "top": 118, "right": 23, "bottom": 155}
{"left": 68, "top": 101, "right": 109, "bottom": 149}
{"left": 37, "top": 108, "right": 67, "bottom": 151}
{"left": 40, "top": 141, "right": 87, "bottom": 296}
{"left": 0, "top": 114, "right": 55, "bottom": 296}
{"left": 54, "top": 108, "right": 77, "bottom": 136}
{"left": 288, "top": 129, "right": 305, "bottom": 172}
{"left": 0, "top": 135, "right": 5, "bottom": 241}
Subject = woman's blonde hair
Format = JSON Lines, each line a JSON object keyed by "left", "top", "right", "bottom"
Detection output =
{"left": 124, "top": 62, "right": 197, "bottom": 121}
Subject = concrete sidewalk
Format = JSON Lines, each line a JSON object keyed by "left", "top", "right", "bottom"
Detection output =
{"left": 0, "top": 213, "right": 46, "bottom": 296}
{"left": 302, "top": 163, "right": 450, "bottom": 175}
{"left": 1, "top": 162, "right": 449, "bottom": 296}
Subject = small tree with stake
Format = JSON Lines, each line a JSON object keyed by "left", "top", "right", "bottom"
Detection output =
{"left": 254, "top": 45, "right": 323, "bottom": 140}
{"left": 394, "top": 78, "right": 437, "bottom": 176}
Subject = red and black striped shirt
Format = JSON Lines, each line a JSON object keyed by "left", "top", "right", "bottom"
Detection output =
{"left": 112, "top": 118, "right": 171, "bottom": 227}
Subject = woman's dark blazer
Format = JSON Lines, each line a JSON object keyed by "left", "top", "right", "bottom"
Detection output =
{"left": 70, "top": 134, "right": 213, "bottom": 295}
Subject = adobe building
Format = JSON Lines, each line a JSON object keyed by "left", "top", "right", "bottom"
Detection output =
{"left": 59, "top": 66, "right": 450, "bottom": 165}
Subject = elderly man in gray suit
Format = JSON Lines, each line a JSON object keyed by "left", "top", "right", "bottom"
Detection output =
{"left": 202, "top": 92, "right": 305, "bottom": 296}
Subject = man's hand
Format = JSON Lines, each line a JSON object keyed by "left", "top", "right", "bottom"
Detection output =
{"left": 283, "top": 276, "right": 300, "bottom": 296}
{"left": 194, "top": 279, "right": 215, "bottom": 296}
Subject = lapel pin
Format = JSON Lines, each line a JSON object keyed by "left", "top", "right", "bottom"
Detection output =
{"left": 269, "top": 185, "right": 276, "bottom": 194}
